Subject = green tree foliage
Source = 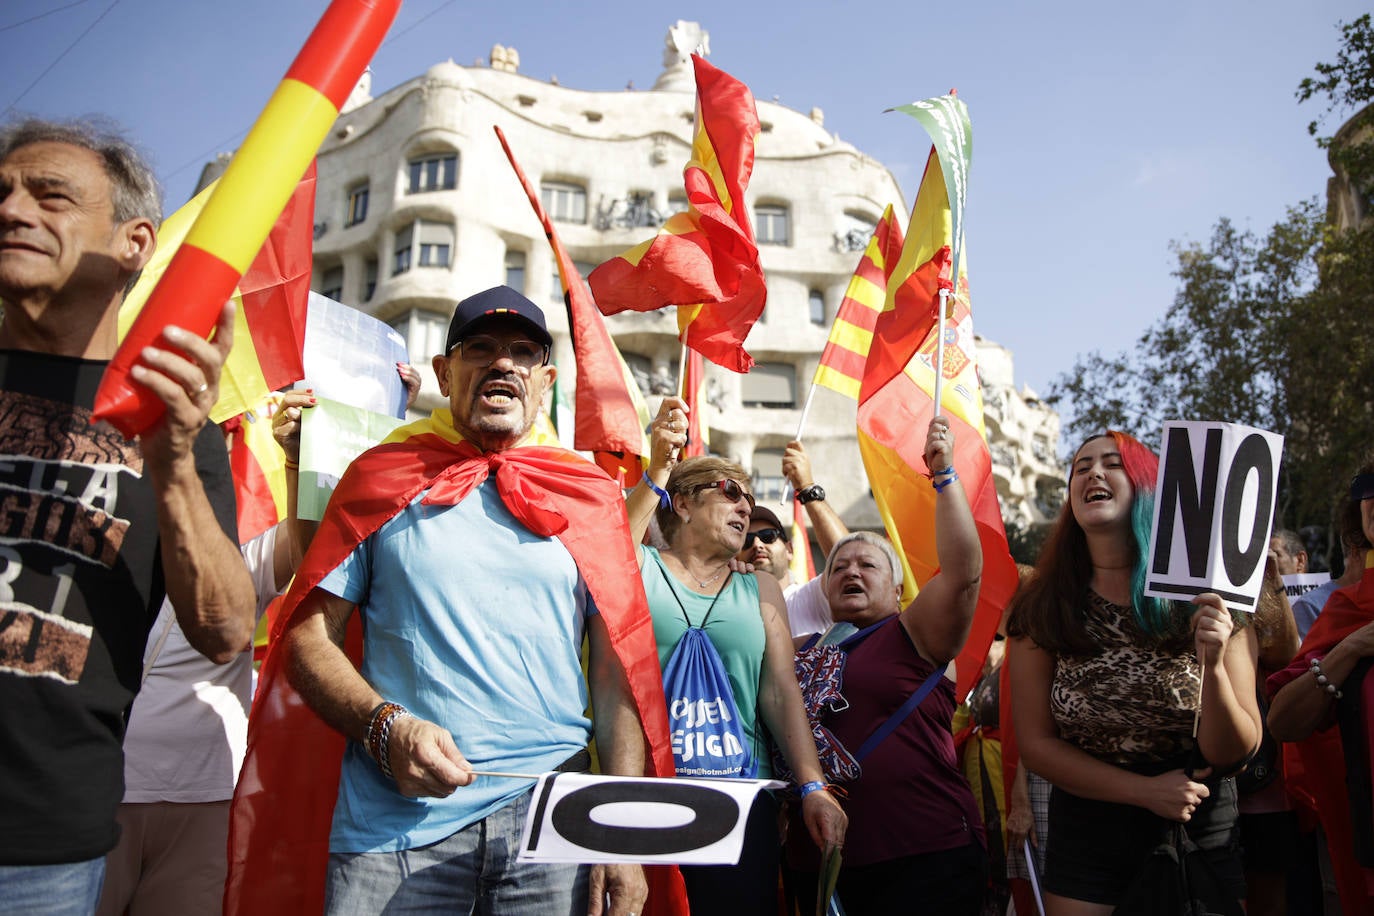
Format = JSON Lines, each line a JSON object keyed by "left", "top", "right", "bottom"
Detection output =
{"left": 1049, "top": 16, "right": 1374, "bottom": 533}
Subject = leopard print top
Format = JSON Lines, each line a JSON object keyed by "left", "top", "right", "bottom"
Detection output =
{"left": 1050, "top": 591, "right": 1198, "bottom": 767}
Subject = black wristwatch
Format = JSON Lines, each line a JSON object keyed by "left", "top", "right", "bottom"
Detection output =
{"left": 797, "top": 484, "right": 826, "bottom": 505}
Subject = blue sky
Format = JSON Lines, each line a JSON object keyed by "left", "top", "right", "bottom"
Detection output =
{"left": 5, "top": 0, "right": 1366, "bottom": 407}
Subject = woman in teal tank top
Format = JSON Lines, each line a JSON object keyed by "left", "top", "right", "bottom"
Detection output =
{"left": 628, "top": 403, "right": 846, "bottom": 915}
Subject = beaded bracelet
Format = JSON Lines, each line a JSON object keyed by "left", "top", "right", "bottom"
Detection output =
{"left": 642, "top": 470, "right": 671, "bottom": 509}
{"left": 932, "top": 469, "right": 960, "bottom": 493}
{"left": 1309, "top": 658, "right": 1343, "bottom": 700}
{"left": 798, "top": 780, "right": 830, "bottom": 799}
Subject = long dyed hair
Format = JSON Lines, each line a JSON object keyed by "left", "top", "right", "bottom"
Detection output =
{"left": 1008, "top": 431, "right": 1182, "bottom": 655}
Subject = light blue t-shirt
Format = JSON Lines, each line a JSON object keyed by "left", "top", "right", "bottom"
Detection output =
{"left": 320, "top": 478, "right": 593, "bottom": 853}
{"left": 1291, "top": 579, "right": 1342, "bottom": 641}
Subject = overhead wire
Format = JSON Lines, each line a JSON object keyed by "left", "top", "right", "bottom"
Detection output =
{"left": 161, "top": 0, "right": 459, "bottom": 187}
{"left": 3, "top": 0, "right": 121, "bottom": 117}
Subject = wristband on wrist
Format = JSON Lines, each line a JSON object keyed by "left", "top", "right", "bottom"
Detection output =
{"left": 932, "top": 469, "right": 960, "bottom": 493}
{"left": 642, "top": 470, "right": 671, "bottom": 509}
{"left": 798, "top": 780, "right": 829, "bottom": 799}
{"left": 931, "top": 466, "right": 957, "bottom": 478}
{"left": 1310, "top": 657, "right": 1344, "bottom": 700}
{"left": 283, "top": 459, "right": 300, "bottom": 470}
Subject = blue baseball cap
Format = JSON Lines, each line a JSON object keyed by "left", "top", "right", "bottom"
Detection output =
{"left": 445, "top": 286, "right": 553, "bottom": 353}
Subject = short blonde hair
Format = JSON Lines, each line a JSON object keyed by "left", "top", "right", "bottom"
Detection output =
{"left": 824, "top": 530, "right": 903, "bottom": 590}
{"left": 655, "top": 456, "right": 751, "bottom": 545}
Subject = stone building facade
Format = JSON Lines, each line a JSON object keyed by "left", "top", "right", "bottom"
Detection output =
{"left": 263, "top": 24, "right": 1062, "bottom": 541}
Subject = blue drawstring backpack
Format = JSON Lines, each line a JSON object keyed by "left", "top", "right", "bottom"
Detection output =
{"left": 657, "top": 567, "right": 758, "bottom": 779}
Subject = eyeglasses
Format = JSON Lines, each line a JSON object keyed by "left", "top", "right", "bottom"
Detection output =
{"left": 691, "top": 479, "right": 756, "bottom": 511}
{"left": 455, "top": 335, "right": 550, "bottom": 370}
{"left": 744, "top": 527, "right": 786, "bottom": 550}
{"left": 1352, "top": 473, "right": 1374, "bottom": 502}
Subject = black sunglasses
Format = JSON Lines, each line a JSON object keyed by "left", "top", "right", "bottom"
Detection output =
{"left": 744, "top": 528, "right": 786, "bottom": 550}
{"left": 691, "top": 479, "right": 756, "bottom": 511}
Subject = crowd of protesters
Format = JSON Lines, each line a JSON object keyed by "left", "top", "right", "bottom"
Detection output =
{"left": 4, "top": 114, "right": 1373, "bottom": 916}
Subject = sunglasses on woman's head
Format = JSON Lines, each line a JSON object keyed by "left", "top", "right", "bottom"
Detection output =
{"left": 744, "top": 527, "right": 785, "bottom": 549}
{"left": 692, "top": 478, "right": 756, "bottom": 511}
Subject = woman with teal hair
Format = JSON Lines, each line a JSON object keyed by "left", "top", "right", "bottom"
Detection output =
{"left": 1007, "top": 431, "right": 1262, "bottom": 914}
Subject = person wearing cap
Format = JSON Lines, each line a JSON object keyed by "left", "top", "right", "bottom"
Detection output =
{"left": 267, "top": 286, "right": 676, "bottom": 915}
{"left": 735, "top": 439, "right": 850, "bottom": 638}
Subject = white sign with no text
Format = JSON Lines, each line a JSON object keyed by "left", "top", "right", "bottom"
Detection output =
{"left": 1145, "top": 420, "right": 1284, "bottom": 613}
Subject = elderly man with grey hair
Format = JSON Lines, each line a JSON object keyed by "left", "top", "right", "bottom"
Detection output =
{"left": 0, "top": 117, "right": 253, "bottom": 911}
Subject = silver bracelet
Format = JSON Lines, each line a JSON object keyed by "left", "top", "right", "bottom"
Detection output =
{"left": 1309, "top": 657, "right": 1344, "bottom": 700}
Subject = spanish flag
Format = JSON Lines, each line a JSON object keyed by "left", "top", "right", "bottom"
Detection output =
{"left": 589, "top": 55, "right": 764, "bottom": 373}
{"left": 812, "top": 205, "right": 904, "bottom": 399}
{"left": 495, "top": 127, "right": 650, "bottom": 486}
{"left": 119, "top": 165, "right": 315, "bottom": 425}
{"left": 221, "top": 394, "right": 288, "bottom": 544}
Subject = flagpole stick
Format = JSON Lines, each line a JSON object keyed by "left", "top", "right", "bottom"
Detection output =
{"left": 931, "top": 287, "right": 950, "bottom": 417}
{"left": 795, "top": 383, "right": 818, "bottom": 442}
{"left": 677, "top": 340, "right": 689, "bottom": 401}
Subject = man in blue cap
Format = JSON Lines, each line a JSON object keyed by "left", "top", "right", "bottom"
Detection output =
{"left": 269, "top": 286, "right": 671, "bottom": 916}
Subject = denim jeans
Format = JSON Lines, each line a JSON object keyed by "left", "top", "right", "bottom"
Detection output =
{"left": 0, "top": 857, "right": 106, "bottom": 915}
{"left": 325, "top": 789, "right": 588, "bottom": 915}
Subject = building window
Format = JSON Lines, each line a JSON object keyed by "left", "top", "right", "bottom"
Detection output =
{"left": 364, "top": 259, "right": 378, "bottom": 301}
{"left": 345, "top": 183, "right": 369, "bottom": 226}
{"left": 419, "top": 221, "right": 454, "bottom": 268}
{"left": 741, "top": 362, "right": 796, "bottom": 408}
{"left": 668, "top": 192, "right": 689, "bottom": 215}
{"left": 394, "top": 221, "right": 454, "bottom": 275}
{"left": 541, "top": 181, "right": 588, "bottom": 224}
{"left": 419, "top": 241, "right": 450, "bottom": 267}
{"left": 393, "top": 225, "right": 413, "bottom": 275}
{"left": 755, "top": 204, "right": 790, "bottom": 246}
{"left": 750, "top": 448, "right": 788, "bottom": 504}
{"left": 506, "top": 250, "right": 527, "bottom": 292}
{"left": 389, "top": 309, "right": 449, "bottom": 362}
{"left": 319, "top": 265, "right": 343, "bottom": 301}
{"left": 808, "top": 289, "right": 826, "bottom": 326}
{"left": 407, "top": 153, "right": 458, "bottom": 194}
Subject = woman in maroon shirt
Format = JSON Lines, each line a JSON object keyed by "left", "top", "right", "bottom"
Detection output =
{"left": 786, "top": 417, "right": 986, "bottom": 915}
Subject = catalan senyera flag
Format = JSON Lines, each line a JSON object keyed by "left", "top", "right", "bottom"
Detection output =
{"left": 589, "top": 55, "right": 765, "bottom": 373}
{"left": 494, "top": 126, "right": 650, "bottom": 486}
{"left": 788, "top": 498, "right": 817, "bottom": 582}
{"left": 681, "top": 348, "right": 709, "bottom": 459}
{"left": 859, "top": 147, "right": 955, "bottom": 403}
{"left": 856, "top": 96, "right": 1015, "bottom": 700}
{"left": 119, "top": 165, "right": 315, "bottom": 425}
{"left": 812, "top": 205, "right": 905, "bottom": 399}
{"left": 857, "top": 274, "right": 1017, "bottom": 700}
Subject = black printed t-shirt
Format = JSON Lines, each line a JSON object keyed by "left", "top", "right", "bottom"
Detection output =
{"left": 0, "top": 350, "right": 238, "bottom": 864}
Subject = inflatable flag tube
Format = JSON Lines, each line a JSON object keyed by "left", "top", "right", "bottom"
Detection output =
{"left": 93, "top": 0, "right": 401, "bottom": 438}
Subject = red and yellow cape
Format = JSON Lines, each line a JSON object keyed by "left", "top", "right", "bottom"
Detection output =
{"left": 225, "top": 410, "right": 685, "bottom": 915}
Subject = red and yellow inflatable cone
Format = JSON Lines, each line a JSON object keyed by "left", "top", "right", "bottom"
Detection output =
{"left": 93, "top": 0, "right": 401, "bottom": 438}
